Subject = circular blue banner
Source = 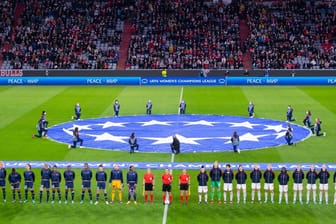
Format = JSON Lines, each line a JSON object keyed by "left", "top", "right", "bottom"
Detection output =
{"left": 48, "top": 115, "right": 311, "bottom": 153}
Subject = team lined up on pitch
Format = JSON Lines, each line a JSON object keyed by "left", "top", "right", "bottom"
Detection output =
{"left": 0, "top": 161, "right": 335, "bottom": 205}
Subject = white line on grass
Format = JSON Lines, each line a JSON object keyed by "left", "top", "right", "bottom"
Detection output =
{"left": 162, "top": 86, "right": 183, "bottom": 224}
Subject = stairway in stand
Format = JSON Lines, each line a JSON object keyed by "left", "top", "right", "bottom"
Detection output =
{"left": 239, "top": 20, "right": 252, "bottom": 70}
{"left": 117, "top": 21, "right": 132, "bottom": 70}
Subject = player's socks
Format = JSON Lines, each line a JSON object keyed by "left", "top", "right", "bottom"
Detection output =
{"left": 223, "top": 192, "right": 227, "bottom": 202}
{"left": 31, "top": 190, "right": 35, "bottom": 201}
{"left": 204, "top": 194, "right": 208, "bottom": 202}
{"left": 162, "top": 194, "right": 166, "bottom": 202}
{"left": 134, "top": 193, "right": 137, "bottom": 201}
{"left": 210, "top": 190, "right": 215, "bottom": 201}
{"left": 65, "top": 191, "right": 68, "bottom": 201}
{"left": 230, "top": 192, "right": 233, "bottom": 202}
{"left": 217, "top": 191, "right": 221, "bottom": 201}
{"left": 52, "top": 191, "right": 55, "bottom": 201}
{"left": 180, "top": 195, "right": 183, "bottom": 202}
{"left": 325, "top": 192, "right": 328, "bottom": 204}
{"left": 252, "top": 191, "right": 255, "bottom": 201}
{"left": 103, "top": 193, "right": 108, "bottom": 202}
{"left": 71, "top": 191, "right": 74, "bottom": 201}
{"left": 150, "top": 194, "right": 153, "bottom": 202}
{"left": 293, "top": 192, "right": 297, "bottom": 203}
{"left": 96, "top": 194, "right": 99, "bottom": 201}
{"left": 39, "top": 191, "right": 43, "bottom": 203}
{"left": 25, "top": 190, "right": 28, "bottom": 200}
{"left": 46, "top": 191, "right": 50, "bottom": 202}
{"left": 279, "top": 193, "right": 282, "bottom": 203}
{"left": 306, "top": 191, "right": 310, "bottom": 203}
{"left": 243, "top": 191, "right": 246, "bottom": 202}
{"left": 128, "top": 194, "right": 131, "bottom": 201}
{"left": 258, "top": 191, "right": 261, "bottom": 201}
{"left": 264, "top": 193, "right": 268, "bottom": 202}
{"left": 299, "top": 192, "right": 302, "bottom": 203}
{"left": 18, "top": 191, "right": 21, "bottom": 200}
{"left": 88, "top": 190, "right": 92, "bottom": 201}
{"left": 144, "top": 194, "right": 148, "bottom": 202}
{"left": 313, "top": 191, "right": 316, "bottom": 203}
{"left": 12, "top": 191, "right": 15, "bottom": 201}
{"left": 169, "top": 195, "right": 172, "bottom": 203}
{"left": 285, "top": 193, "right": 288, "bottom": 204}
{"left": 237, "top": 192, "right": 240, "bottom": 203}
{"left": 271, "top": 193, "right": 274, "bottom": 203}
{"left": 198, "top": 194, "right": 202, "bottom": 202}
{"left": 334, "top": 193, "right": 336, "bottom": 204}
{"left": 2, "top": 189, "right": 6, "bottom": 201}
{"left": 186, "top": 195, "right": 189, "bottom": 202}
{"left": 58, "top": 191, "right": 61, "bottom": 201}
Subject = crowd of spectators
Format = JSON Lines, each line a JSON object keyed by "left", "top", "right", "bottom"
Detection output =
{"left": 0, "top": 1, "right": 15, "bottom": 53}
{"left": 125, "top": 0, "right": 244, "bottom": 70}
{"left": 2, "top": 0, "right": 126, "bottom": 70}
{"left": 245, "top": 0, "right": 336, "bottom": 69}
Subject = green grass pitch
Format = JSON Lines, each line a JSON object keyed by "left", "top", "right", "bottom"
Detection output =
{"left": 0, "top": 85, "right": 336, "bottom": 224}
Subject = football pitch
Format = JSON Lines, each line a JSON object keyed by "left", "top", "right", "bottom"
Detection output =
{"left": 0, "top": 85, "right": 336, "bottom": 224}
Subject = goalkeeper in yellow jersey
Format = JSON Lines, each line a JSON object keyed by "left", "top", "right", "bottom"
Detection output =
{"left": 109, "top": 164, "right": 123, "bottom": 204}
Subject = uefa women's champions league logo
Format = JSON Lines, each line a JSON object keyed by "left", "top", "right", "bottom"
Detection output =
{"left": 47, "top": 115, "right": 311, "bottom": 153}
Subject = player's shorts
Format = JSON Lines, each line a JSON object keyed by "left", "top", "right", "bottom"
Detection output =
{"left": 264, "top": 183, "right": 274, "bottom": 191}
{"left": 41, "top": 181, "right": 50, "bottom": 189}
{"left": 65, "top": 182, "right": 74, "bottom": 189}
{"left": 198, "top": 186, "right": 208, "bottom": 193}
{"left": 319, "top": 183, "right": 328, "bottom": 191}
{"left": 0, "top": 180, "right": 5, "bottom": 187}
{"left": 306, "top": 184, "right": 316, "bottom": 190}
{"left": 211, "top": 181, "right": 221, "bottom": 188}
{"left": 180, "top": 183, "right": 189, "bottom": 191}
{"left": 82, "top": 181, "right": 91, "bottom": 189}
{"left": 251, "top": 183, "right": 261, "bottom": 190}
{"left": 145, "top": 183, "right": 153, "bottom": 191}
{"left": 279, "top": 185, "right": 288, "bottom": 193}
{"left": 52, "top": 182, "right": 60, "bottom": 188}
{"left": 162, "top": 184, "right": 171, "bottom": 192}
{"left": 11, "top": 183, "right": 20, "bottom": 190}
{"left": 24, "top": 182, "right": 34, "bottom": 189}
{"left": 111, "top": 180, "right": 122, "bottom": 189}
{"left": 236, "top": 184, "right": 246, "bottom": 190}
{"left": 223, "top": 183, "right": 233, "bottom": 191}
{"left": 97, "top": 182, "right": 106, "bottom": 190}
{"left": 293, "top": 183, "right": 303, "bottom": 191}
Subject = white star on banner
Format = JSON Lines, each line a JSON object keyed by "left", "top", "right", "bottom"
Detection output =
{"left": 264, "top": 124, "right": 287, "bottom": 133}
{"left": 226, "top": 121, "right": 261, "bottom": 129}
{"left": 143, "top": 134, "right": 209, "bottom": 145}
{"left": 97, "top": 121, "right": 128, "bottom": 128}
{"left": 183, "top": 120, "right": 220, "bottom": 126}
{"left": 138, "top": 120, "right": 172, "bottom": 126}
{"left": 223, "top": 132, "right": 269, "bottom": 144}
{"left": 62, "top": 128, "right": 74, "bottom": 136}
{"left": 69, "top": 124, "right": 92, "bottom": 131}
{"left": 272, "top": 131, "right": 287, "bottom": 139}
{"left": 85, "top": 132, "right": 128, "bottom": 143}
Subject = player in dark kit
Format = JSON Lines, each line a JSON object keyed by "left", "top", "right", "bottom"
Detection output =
{"left": 263, "top": 164, "right": 275, "bottom": 203}
{"left": 306, "top": 164, "right": 318, "bottom": 204}
{"left": 248, "top": 102, "right": 255, "bottom": 118}
{"left": 146, "top": 100, "right": 152, "bottom": 115}
{"left": 179, "top": 100, "right": 186, "bottom": 114}
{"left": 126, "top": 165, "right": 138, "bottom": 204}
{"left": 39, "top": 163, "right": 51, "bottom": 203}
{"left": 51, "top": 165, "right": 62, "bottom": 204}
{"left": 286, "top": 105, "right": 295, "bottom": 121}
{"left": 0, "top": 161, "right": 7, "bottom": 202}
{"left": 231, "top": 131, "right": 240, "bottom": 153}
{"left": 250, "top": 164, "right": 262, "bottom": 203}
{"left": 222, "top": 164, "right": 234, "bottom": 204}
{"left": 170, "top": 135, "right": 180, "bottom": 154}
{"left": 303, "top": 110, "right": 312, "bottom": 128}
{"left": 292, "top": 165, "right": 304, "bottom": 204}
{"left": 129, "top": 132, "right": 139, "bottom": 154}
{"left": 285, "top": 124, "right": 294, "bottom": 145}
{"left": 113, "top": 99, "right": 120, "bottom": 117}
{"left": 312, "top": 118, "right": 326, "bottom": 136}
{"left": 23, "top": 164, "right": 35, "bottom": 203}
{"left": 94, "top": 165, "right": 109, "bottom": 205}
{"left": 72, "top": 103, "right": 82, "bottom": 120}
{"left": 210, "top": 161, "right": 222, "bottom": 204}
{"left": 236, "top": 165, "right": 247, "bottom": 204}
{"left": 318, "top": 164, "right": 330, "bottom": 204}
{"left": 33, "top": 117, "right": 48, "bottom": 138}
{"left": 278, "top": 167, "right": 290, "bottom": 204}
{"left": 68, "top": 127, "right": 84, "bottom": 149}
{"left": 8, "top": 168, "right": 22, "bottom": 203}
{"left": 64, "top": 165, "right": 75, "bottom": 204}
{"left": 80, "top": 163, "right": 93, "bottom": 204}
{"left": 197, "top": 165, "right": 209, "bottom": 204}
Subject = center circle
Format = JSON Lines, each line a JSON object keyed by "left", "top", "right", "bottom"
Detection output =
{"left": 48, "top": 114, "right": 311, "bottom": 153}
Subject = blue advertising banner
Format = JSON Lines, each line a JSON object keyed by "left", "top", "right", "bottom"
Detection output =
{"left": 227, "top": 76, "right": 336, "bottom": 85}
{"left": 0, "top": 77, "right": 140, "bottom": 85}
{"left": 140, "top": 77, "right": 227, "bottom": 85}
